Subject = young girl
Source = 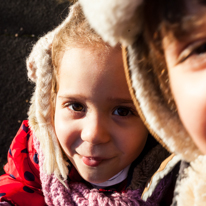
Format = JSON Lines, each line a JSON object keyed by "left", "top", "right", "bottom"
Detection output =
{"left": 78, "top": 0, "right": 206, "bottom": 205}
{"left": 0, "top": 2, "right": 179, "bottom": 206}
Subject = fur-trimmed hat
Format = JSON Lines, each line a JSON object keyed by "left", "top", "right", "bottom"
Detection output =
{"left": 78, "top": 1, "right": 205, "bottom": 205}
{"left": 26, "top": 3, "right": 81, "bottom": 181}
{"left": 79, "top": 0, "right": 201, "bottom": 162}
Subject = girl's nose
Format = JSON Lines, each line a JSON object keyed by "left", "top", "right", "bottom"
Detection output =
{"left": 81, "top": 114, "right": 111, "bottom": 145}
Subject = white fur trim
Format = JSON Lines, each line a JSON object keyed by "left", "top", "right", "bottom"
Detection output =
{"left": 175, "top": 155, "right": 206, "bottom": 206}
{"left": 142, "top": 155, "right": 181, "bottom": 201}
{"left": 79, "top": 0, "right": 143, "bottom": 46}
{"left": 26, "top": 5, "right": 76, "bottom": 83}
{"left": 127, "top": 45, "right": 201, "bottom": 161}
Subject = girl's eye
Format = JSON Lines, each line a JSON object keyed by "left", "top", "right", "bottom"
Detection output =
{"left": 68, "top": 103, "right": 85, "bottom": 112}
{"left": 113, "top": 107, "right": 132, "bottom": 116}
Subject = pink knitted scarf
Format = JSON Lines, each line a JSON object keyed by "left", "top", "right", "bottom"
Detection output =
{"left": 33, "top": 136, "right": 165, "bottom": 206}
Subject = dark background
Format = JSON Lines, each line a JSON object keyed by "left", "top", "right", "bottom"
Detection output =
{"left": 0, "top": 0, "right": 70, "bottom": 174}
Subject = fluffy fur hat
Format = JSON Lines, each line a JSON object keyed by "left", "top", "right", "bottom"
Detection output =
{"left": 79, "top": 0, "right": 143, "bottom": 46}
{"left": 79, "top": 0, "right": 201, "bottom": 162}
{"left": 79, "top": 1, "right": 206, "bottom": 205}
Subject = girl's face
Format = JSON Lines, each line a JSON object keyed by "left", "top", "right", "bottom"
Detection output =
{"left": 163, "top": 2, "right": 206, "bottom": 154}
{"left": 54, "top": 46, "right": 148, "bottom": 183}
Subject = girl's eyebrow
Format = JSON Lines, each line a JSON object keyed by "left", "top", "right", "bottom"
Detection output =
{"left": 58, "top": 95, "right": 133, "bottom": 104}
{"left": 57, "top": 94, "right": 87, "bottom": 100}
{"left": 106, "top": 97, "right": 134, "bottom": 104}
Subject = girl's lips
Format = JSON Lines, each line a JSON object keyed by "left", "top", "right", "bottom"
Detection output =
{"left": 82, "top": 156, "right": 104, "bottom": 167}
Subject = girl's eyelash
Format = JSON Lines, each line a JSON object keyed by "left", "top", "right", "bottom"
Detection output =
{"left": 193, "top": 43, "right": 206, "bottom": 55}
{"left": 64, "top": 102, "right": 86, "bottom": 112}
{"left": 113, "top": 106, "right": 136, "bottom": 117}
{"left": 63, "top": 103, "right": 138, "bottom": 117}
{"left": 177, "top": 40, "right": 206, "bottom": 64}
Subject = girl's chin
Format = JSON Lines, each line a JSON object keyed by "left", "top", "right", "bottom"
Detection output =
{"left": 78, "top": 168, "right": 114, "bottom": 184}
{"left": 82, "top": 174, "right": 110, "bottom": 184}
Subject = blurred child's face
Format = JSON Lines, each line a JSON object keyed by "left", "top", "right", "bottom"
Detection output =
{"left": 54, "top": 46, "right": 148, "bottom": 183}
{"left": 163, "top": 2, "right": 206, "bottom": 154}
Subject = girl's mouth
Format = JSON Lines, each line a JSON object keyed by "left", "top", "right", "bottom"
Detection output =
{"left": 82, "top": 156, "right": 104, "bottom": 167}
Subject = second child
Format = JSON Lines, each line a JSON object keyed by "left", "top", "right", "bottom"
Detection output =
{"left": 78, "top": 0, "right": 206, "bottom": 205}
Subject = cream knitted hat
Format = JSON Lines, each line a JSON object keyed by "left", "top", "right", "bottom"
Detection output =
{"left": 26, "top": 3, "right": 81, "bottom": 181}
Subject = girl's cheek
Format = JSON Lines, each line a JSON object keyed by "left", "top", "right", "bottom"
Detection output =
{"left": 54, "top": 107, "right": 73, "bottom": 151}
{"left": 55, "top": 120, "right": 81, "bottom": 156}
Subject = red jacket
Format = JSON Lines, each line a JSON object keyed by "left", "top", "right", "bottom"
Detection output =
{"left": 0, "top": 121, "right": 127, "bottom": 206}
{"left": 0, "top": 121, "right": 45, "bottom": 206}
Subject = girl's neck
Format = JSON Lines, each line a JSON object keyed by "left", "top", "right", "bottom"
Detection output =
{"left": 89, "top": 164, "right": 131, "bottom": 189}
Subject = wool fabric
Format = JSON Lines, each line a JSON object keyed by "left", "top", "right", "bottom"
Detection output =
{"left": 33, "top": 134, "right": 173, "bottom": 206}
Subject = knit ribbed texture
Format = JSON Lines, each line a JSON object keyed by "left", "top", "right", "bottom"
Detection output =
{"left": 33, "top": 135, "right": 173, "bottom": 206}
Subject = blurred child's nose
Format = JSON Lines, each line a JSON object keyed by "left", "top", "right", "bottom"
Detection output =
{"left": 81, "top": 113, "right": 111, "bottom": 145}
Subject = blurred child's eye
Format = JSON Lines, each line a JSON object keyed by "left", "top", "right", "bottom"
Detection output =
{"left": 113, "top": 107, "right": 132, "bottom": 116}
{"left": 178, "top": 40, "right": 206, "bottom": 64}
{"left": 193, "top": 43, "right": 206, "bottom": 55}
{"left": 68, "top": 103, "right": 85, "bottom": 112}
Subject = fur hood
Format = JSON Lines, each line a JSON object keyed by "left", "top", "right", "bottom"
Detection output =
{"left": 27, "top": 3, "right": 79, "bottom": 181}
{"left": 79, "top": 0, "right": 206, "bottom": 205}
{"left": 25, "top": 1, "right": 181, "bottom": 203}
{"left": 79, "top": 0, "right": 201, "bottom": 163}
{"left": 26, "top": 0, "right": 177, "bottom": 185}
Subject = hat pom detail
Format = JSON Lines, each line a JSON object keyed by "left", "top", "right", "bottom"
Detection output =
{"left": 79, "top": 0, "right": 143, "bottom": 46}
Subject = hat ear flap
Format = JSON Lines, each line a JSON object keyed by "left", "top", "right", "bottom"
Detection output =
{"left": 26, "top": 2, "right": 81, "bottom": 182}
{"left": 27, "top": 32, "right": 69, "bottom": 180}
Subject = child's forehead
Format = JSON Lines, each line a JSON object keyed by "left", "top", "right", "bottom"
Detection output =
{"left": 63, "top": 44, "right": 121, "bottom": 63}
{"left": 59, "top": 46, "right": 122, "bottom": 77}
